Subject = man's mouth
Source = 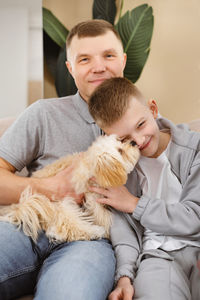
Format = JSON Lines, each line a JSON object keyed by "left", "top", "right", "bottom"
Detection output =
{"left": 89, "top": 78, "right": 108, "bottom": 85}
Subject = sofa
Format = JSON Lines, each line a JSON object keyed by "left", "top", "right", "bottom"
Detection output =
{"left": 0, "top": 116, "right": 200, "bottom": 300}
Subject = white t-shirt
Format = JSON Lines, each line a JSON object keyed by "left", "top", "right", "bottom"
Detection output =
{"left": 136, "top": 140, "right": 200, "bottom": 251}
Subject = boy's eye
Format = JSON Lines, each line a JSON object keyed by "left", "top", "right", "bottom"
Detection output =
{"left": 138, "top": 121, "right": 145, "bottom": 128}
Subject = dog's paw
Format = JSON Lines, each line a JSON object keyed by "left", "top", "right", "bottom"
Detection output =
{"left": 46, "top": 223, "right": 106, "bottom": 243}
{"left": 87, "top": 224, "right": 106, "bottom": 240}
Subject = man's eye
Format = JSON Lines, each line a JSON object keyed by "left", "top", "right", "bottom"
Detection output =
{"left": 106, "top": 54, "right": 114, "bottom": 58}
{"left": 79, "top": 58, "right": 88, "bottom": 63}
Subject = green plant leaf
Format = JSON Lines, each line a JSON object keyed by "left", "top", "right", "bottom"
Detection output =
{"left": 43, "top": 31, "right": 61, "bottom": 79}
{"left": 92, "top": 0, "right": 117, "bottom": 24}
{"left": 116, "top": 4, "right": 154, "bottom": 83}
{"left": 43, "top": 7, "right": 69, "bottom": 48}
{"left": 55, "top": 48, "right": 77, "bottom": 97}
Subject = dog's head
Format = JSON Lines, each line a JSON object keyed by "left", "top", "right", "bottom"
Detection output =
{"left": 71, "top": 134, "right": 140, "bottom": 193}
{"left": 87, "top": 134, "right": 140, "bottom": 188}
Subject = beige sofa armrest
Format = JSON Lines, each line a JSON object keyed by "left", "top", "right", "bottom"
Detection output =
{"left": 188, "top": 119, "right": 200, "bottom": 132}
{"left": 0, "top": 117, "right": 15, "bottom": 137}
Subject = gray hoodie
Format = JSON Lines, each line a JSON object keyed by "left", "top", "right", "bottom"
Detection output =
{"left": 111, "top": 116, "right": 200, "bottom": 283}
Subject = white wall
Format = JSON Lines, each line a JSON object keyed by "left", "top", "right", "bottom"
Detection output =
{"left": 0, "top": 0, "right": 43, "bottom": 118}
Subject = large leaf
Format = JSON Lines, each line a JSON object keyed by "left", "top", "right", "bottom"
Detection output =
{"left": 92, "top": 0, "right": 117, "bottom": 24}
{"left": 43, "top": 31, "right": 61, "bottom": 79}
{"left": 55, "top": 48, "right": 77, "bottom": 97}
{"left": 43, "top": 7, "right": 69, "bottom": 48}
{"left": 116, "top": 4, "right": 154, "bottom": 83}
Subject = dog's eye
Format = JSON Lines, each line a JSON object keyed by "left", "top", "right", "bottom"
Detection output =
{"left": 130, "top": 140, "right": 137, "bottom": 147}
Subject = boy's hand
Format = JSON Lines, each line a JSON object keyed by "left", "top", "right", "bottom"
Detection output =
{"left": 109, "top": 277, "right": 134, "bottom": 300}
{"left": 89, "top": 184, "right": 139, "bottom": 213}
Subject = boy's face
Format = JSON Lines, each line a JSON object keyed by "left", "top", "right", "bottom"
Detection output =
{"left": 103, "top": 98, "right": 162, "bottom": 158}
{"left": 66, "top": 31, "right": 126, "bottom": 102}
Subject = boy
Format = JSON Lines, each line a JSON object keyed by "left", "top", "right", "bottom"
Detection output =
{"left": 89, "top": 77, "right": 200, "bottom": 300}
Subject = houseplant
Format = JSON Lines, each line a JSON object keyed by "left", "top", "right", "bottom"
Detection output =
{"left": 43, "top": 0, "right": 154, "bottom": 97}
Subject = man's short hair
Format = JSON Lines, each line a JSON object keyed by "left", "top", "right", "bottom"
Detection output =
{"left": 67, "top": 19, "right": 123, "bottom": 48}
{"left": 89, "top": 77, "right": 144, "bottom": 128}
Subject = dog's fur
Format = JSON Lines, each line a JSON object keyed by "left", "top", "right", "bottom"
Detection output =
{"left": 0, "top": 135, "right": 140, "bottom": 243}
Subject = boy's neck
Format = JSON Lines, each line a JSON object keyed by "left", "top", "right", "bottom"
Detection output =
{"left": 157, "top": 131, "right": 171, "bottom": 156}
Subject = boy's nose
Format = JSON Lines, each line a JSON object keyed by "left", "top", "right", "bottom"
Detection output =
{"left": 132, "top": 136, "right": 145, "bottom": 148}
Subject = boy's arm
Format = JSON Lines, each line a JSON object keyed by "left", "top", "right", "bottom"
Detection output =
{"left": 110, "top": 209, "right": 140, "bottom": 285}
{"left": 89, "top": 184, "right": 141, "bottom": 282}
{"left": 133, "top": 157, "right": 200, "bottom": 238}
{"left": 109, "top": 277, "right": 134, "bottom": 300}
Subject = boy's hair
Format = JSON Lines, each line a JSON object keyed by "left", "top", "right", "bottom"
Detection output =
{"left": 89, "top": 77, "right": 144, "bottom": 128}
{"left": 66, "top": 19, "right": 123, "bottom": 48}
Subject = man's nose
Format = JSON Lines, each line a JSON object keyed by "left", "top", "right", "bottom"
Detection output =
{"left": 91, "top": 58, "right": 106, "bottom": 73}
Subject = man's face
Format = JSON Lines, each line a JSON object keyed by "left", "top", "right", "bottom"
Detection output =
{"left": 66, "top": 31, "right": 126, "bottom": 102}
{"left": 103, "top": 98, "right": 162, "bottom": 158}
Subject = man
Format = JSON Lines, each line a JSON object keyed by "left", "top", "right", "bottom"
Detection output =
{"left": 0, "top": 20, "right": 126, "bottom": 299}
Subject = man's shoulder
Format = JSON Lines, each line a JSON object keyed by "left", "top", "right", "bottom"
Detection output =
{"left": 27, "top": 94, "right": 80, "bottom": 118}
{"left": 37, "top": 93, "right": 77, "bottom": 107}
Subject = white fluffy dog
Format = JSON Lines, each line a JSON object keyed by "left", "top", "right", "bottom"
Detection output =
{"left": 0, "top": 135, "right": 140, "bottom": 243}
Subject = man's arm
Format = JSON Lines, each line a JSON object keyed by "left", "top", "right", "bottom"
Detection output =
{"left": 0, "top": 157, "right": 83, "bottom": 205}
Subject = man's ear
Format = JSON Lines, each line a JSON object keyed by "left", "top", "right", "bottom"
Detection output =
{"left": 66, "top": 61, "right": 72, "bottom": 75}
{"left": 122, "top": 53, "right": 127, "bottom": 71}
{"left": 94, "top": 155, "right": 127, "bottom": 188}
{"left": 148, "top": 99, "right": 158, "bottom": 119}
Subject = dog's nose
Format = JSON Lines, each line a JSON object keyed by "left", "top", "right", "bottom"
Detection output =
{"left": 130, "top": 140, "right": 137, "bottom": 147}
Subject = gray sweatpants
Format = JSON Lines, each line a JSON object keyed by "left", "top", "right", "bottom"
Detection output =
{"left": 134, "top": 246, "right": 200, "bottom": 300}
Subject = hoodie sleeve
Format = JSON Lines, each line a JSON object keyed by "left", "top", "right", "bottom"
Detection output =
{"left": 110, "top": 210, "right": 141, "bottom": 284}
{"left": 132, "top": 152, "right": 200, "bottom": 240}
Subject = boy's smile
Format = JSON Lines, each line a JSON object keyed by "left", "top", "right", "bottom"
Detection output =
{"left": 103, "top": 97, "right": 170, "bottom": 158}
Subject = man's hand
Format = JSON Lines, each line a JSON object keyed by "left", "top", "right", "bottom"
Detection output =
{"left": 36, "top": 163, "right": 84, "bottom": 204}
{"left": 109, "top": 277, "right": 134, "bottom": 300}
{"left": 89, "top": 184, "right": 139, "bottom": 213}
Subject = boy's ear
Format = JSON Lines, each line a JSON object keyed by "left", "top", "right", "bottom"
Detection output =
{"left": 94, "top": 155, "right": 127, "bottom": 188}
{"left": 148, "top": 99, "right": 158, "bottom": 119}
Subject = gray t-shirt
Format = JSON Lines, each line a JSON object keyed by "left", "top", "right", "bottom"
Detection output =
{"left": 0, "top": 93, "right": 101, "bottom": 176}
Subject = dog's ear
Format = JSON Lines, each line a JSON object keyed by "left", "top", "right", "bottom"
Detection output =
{"left": 94, "top": 155, "right": 127, "bottom": 188}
